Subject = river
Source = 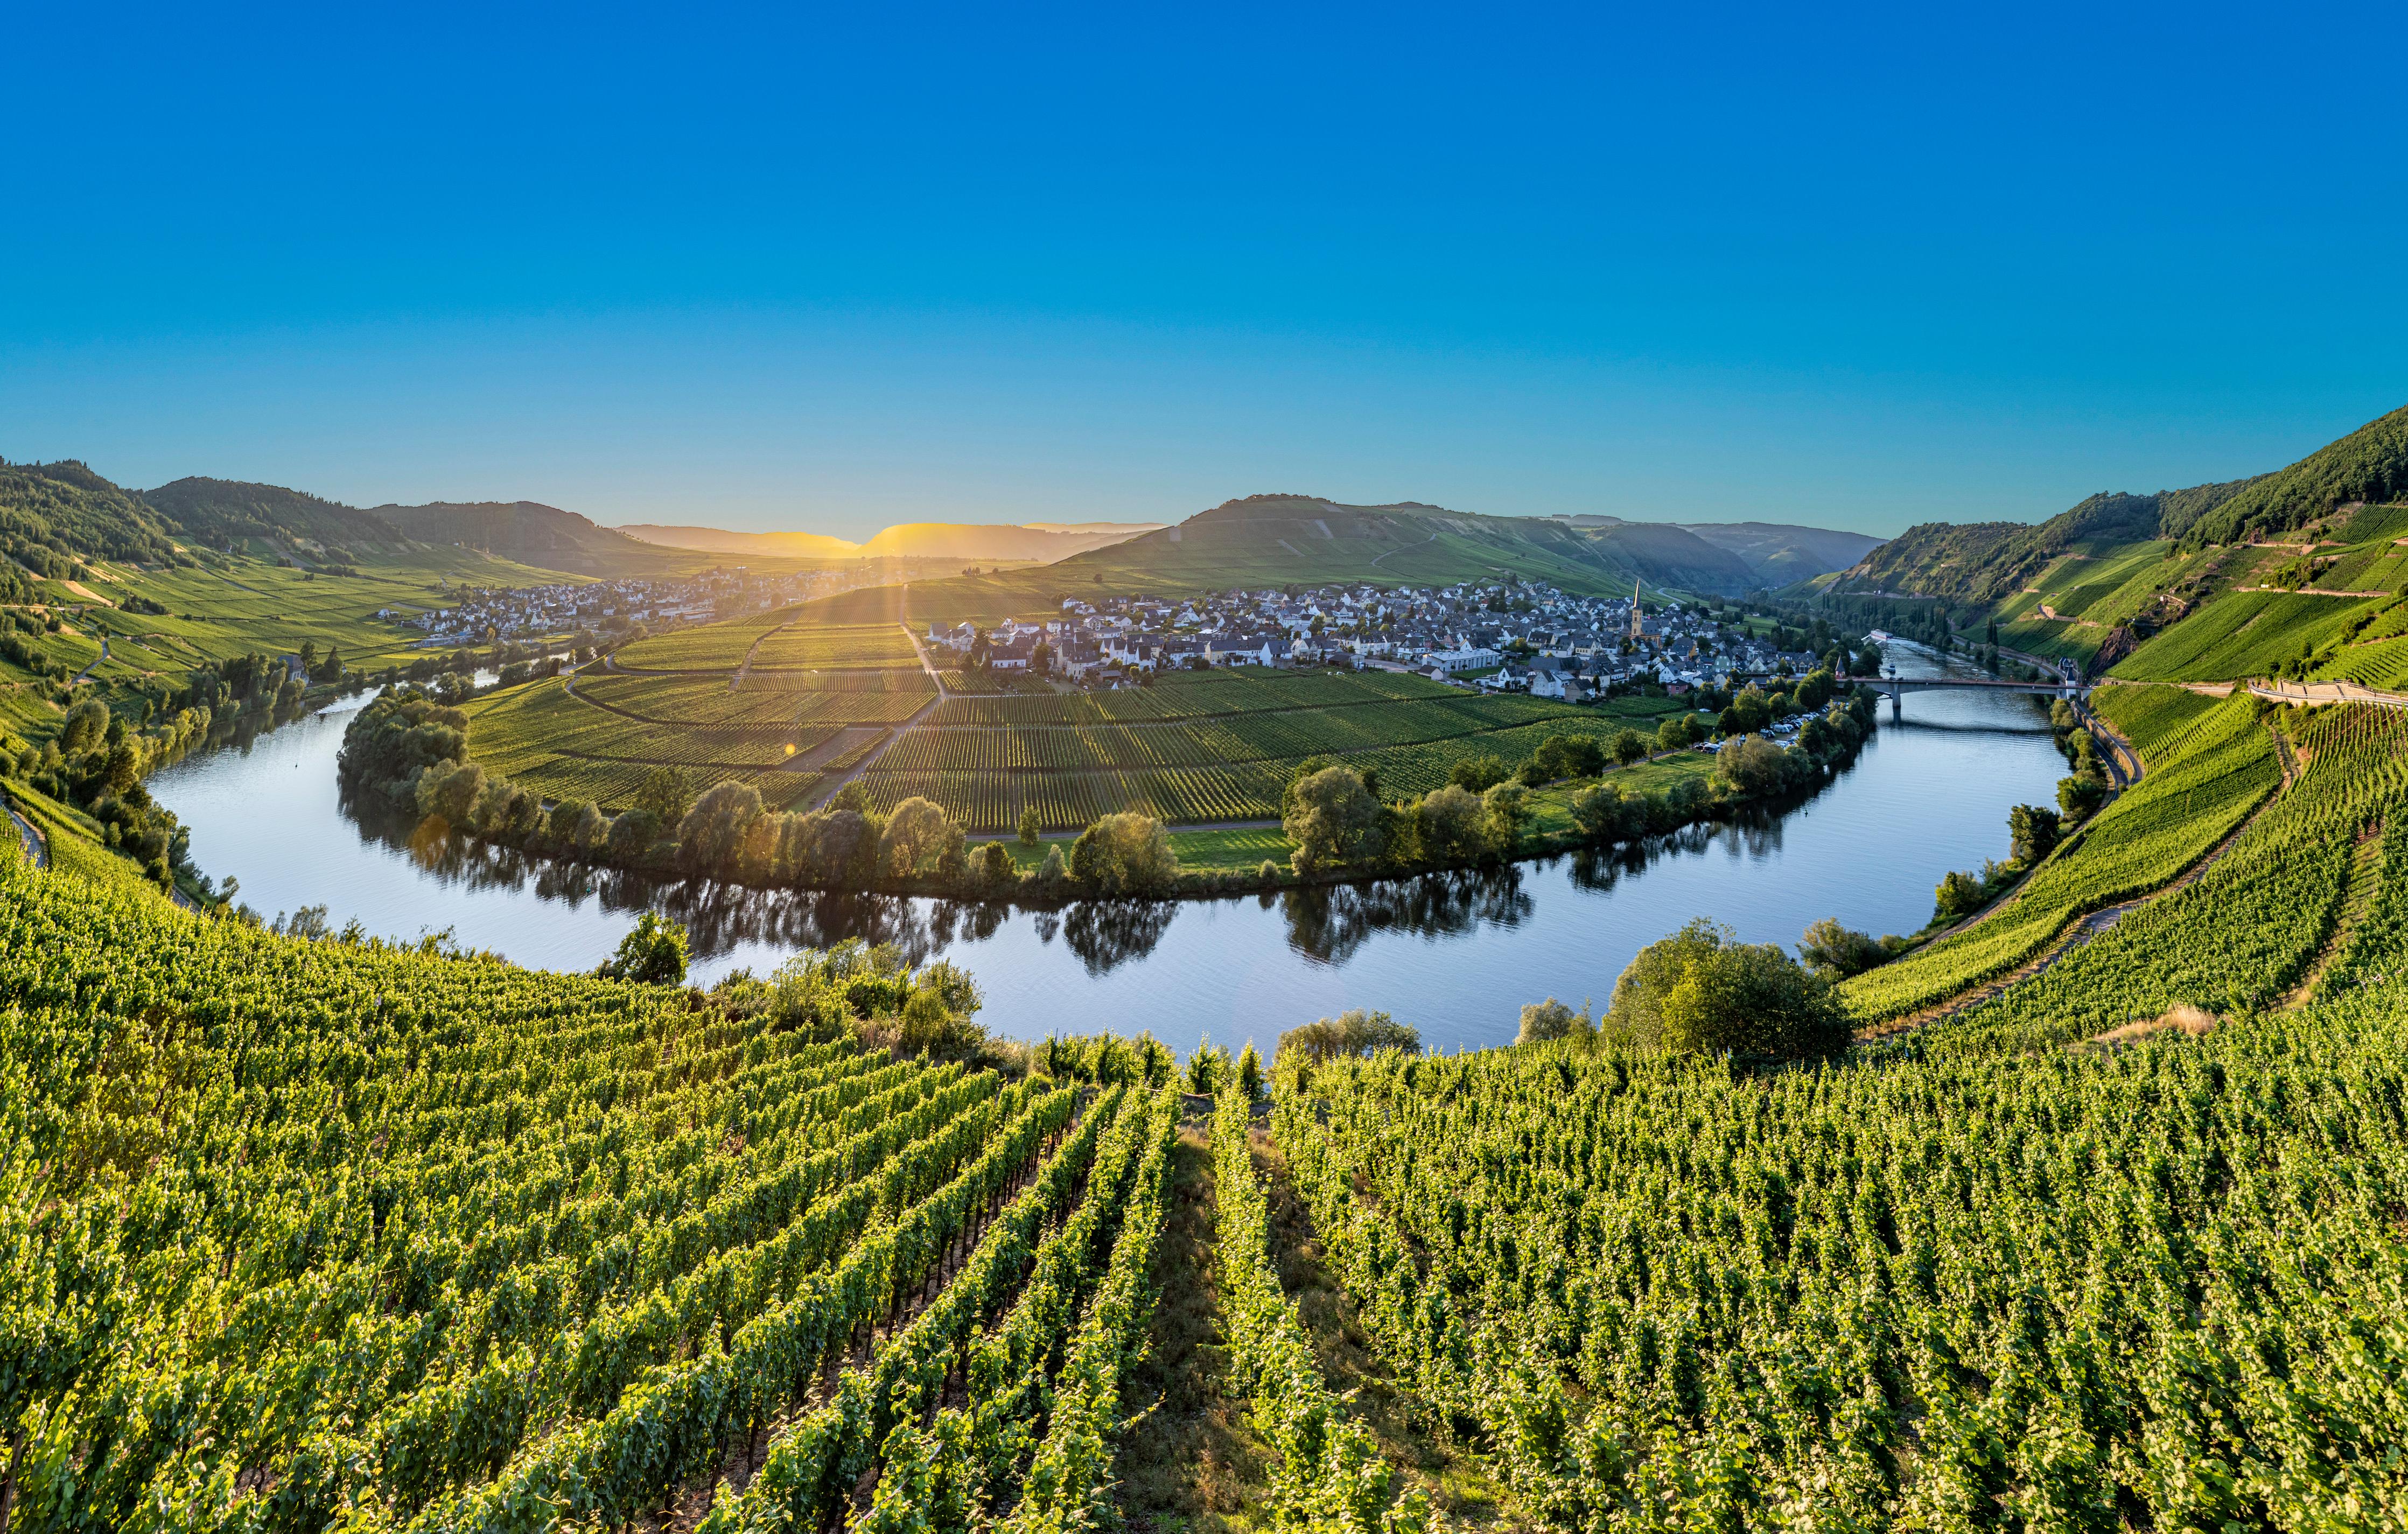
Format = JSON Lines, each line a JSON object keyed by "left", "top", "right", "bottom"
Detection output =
{"left": 147, "top": 645, "right": 2065, "bottom": 1058}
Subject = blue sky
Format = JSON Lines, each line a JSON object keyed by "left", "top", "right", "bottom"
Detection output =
{"left": 6, "top": 2, "right": 2405, "bottom": 540}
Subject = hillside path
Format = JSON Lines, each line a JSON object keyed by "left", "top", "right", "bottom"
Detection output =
{"left": 8, "top": 804, "right": 47, "bottom": 868}
{"left": 73, "top": 638, "right": 109, "bottom": 683}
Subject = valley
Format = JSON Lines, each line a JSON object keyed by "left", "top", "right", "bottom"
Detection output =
{"left": 12, "top": 400, "right": 2408, "bottom": 1531}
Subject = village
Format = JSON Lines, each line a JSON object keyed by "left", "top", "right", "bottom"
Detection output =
{"left": 387, "top": 565, "right": 845, "bottom": 649}
{"left": 927, "top": 579, "right": 1828, "bottom": 701}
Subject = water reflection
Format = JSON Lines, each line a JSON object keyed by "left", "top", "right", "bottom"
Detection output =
{"left": 149, "top": 642, "right": 2072, "bottom": 1057}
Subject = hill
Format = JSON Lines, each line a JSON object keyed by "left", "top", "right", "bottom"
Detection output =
{"left": 1045, "top": 493, "right": 1765, "bottom": 597}
{"left": 143, "top": 476, "right": 403, "bottom": 553}
{"left": 1832, "top": 479, "right": 2264, "bottom": 606}
{"left": 1677, "top": 519, "right": 1886, "bottom": 580}
{"left": 617, "top": 524, "right": 863, "bottom": 558}
{"left": 0, "top": 459, "right": 183, "bottom": 579}
{"left": 13, "top": 681, "right": 2408, "bottom": 1530}
{"left": 370, "top": 499, "right": 721, "bottom": 577}
{"left": 619, "top": 520, "right": 1164, "bottom": 563}
{"left": 2181, "top": 401, "right": 2408, "bottom": 547}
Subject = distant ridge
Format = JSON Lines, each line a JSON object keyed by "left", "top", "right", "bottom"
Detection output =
{"left": 1032, "top": 494, "right": 1783, "bottom": 597}
{"left": 617, "top": 520, "right": 1164, "bottom": 563}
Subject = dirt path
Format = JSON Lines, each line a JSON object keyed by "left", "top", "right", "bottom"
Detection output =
{"left": 8, "top": 805, "right": 46, "bottom": 868}
{"left": 1368, "top": 531, "right": 1439, "bottom": 570}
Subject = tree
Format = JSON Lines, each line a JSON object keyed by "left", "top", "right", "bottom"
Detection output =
{"left": 1613, "top": 729, "right": 1649, "bottom": 767}
{"left": 1481, "top": 780, "right": 1528, "bottom": 853}
{"left": 60, "top": 698, "right": 109, "bottom": 754}
{"left": 1517, "top": 997, "right": 1593, "bottom": 1045}
{"left": 1415, "top": 783, "right": 1487, "bottom": 862}
{"left": 879, "top": 796, "right": 963, "bottom": 878}
{"left": 1018, "top": 804, "right": 1042, "bottom": 848}
{"left": 1607, "top": 919, "right": 1849, "bottom": 1060}
{"left": 550, "top": 798, "right": 605, "bottom": 854}
{"left": 607, "top": 807, "right": 662, "bottom": 859}
{"left": 415, "top": 759, "right": 486, "bottom": 824}
{"left": 597, "top": 912, "right": 688, "bottom": 985}
{"left": 1797, "top": 917, "right": 1887, "bottom": 978}
{"left": 680, "top": 782, "right": 766, "bottom": 874}
{"left": 1278, "top": 1008, "right": 1420, "bottom": 1063}
{"left": 1236, "top": 1040, "right": 1264, "bottom": 1100}
{"left": 1933, "top": 869, "right": 1985, "bottom": 923}
{"left": 1716, "top": 734, "right": 1792, "bottom": 797}
{"left": 634, "top": 766, "right": 692, "bottom": 827}
{"left": 1068, "top": 812, "right": 1179, "bottom": 894}
{"left": 1569, "top": 781, "right": 1637, "bottom": 843}
{"left": 1654, "top": 715, "right": 1692, "bottom": 753}
{"left": 1448, "top": 754, "right": 1509, "bottom": 792}
{"left": 974, "top": 840, "right": 1016, "bottom": 886}
{"left": 2009, "top": 803, "right": 2062, "bottom": 864}
{"left": 1283, "top": 764, "right": 1385, "bottom": 873}
{"left": 2058, "top": 773, "right": 2109, "bottom": 823}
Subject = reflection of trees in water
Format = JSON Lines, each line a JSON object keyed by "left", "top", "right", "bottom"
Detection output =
{"left": 1279, "top": 864, "right": 1534, "bottom": 965}
{"left": 342, "top": 788, "right": 999, "bottom": 964}
{"left": 1060, "top": 900, "right": 1180, "bottom": 976}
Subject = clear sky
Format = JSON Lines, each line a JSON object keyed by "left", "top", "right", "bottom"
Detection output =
{"left": 6, "top": 2, "right": 2405, "bottom": 541}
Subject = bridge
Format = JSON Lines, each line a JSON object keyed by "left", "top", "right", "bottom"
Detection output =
{"left": 1835, "top": 670, "right": 2088, "bottom": 720}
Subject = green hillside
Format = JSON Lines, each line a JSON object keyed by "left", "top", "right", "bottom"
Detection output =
{"left": 2181, "top": 401, "right": 2408, "bottom": 547}
{"left": 1832, "top": 479, "right": 2260, "bottom": 608}
{"left": 143, "top": 476, "right": 405, "bottom": 554}
{"left": 0, "top": 460, "right": 183, "bottom": 579}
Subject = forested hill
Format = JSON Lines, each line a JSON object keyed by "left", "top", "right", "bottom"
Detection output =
{"left": 145, "top": 476, "right": 404, "bottom": 553}
{"left": 1042, "top": 493, "right": 1774, "bottom": 596}
{"left": 0, "top": 459, "right": 183, "bottom": 578}
{"left": 1830, "top": 477, "right": 2264, "bottom": 602}
{"left": 2180, "top": 401, "right": 2408, "bottom": 547}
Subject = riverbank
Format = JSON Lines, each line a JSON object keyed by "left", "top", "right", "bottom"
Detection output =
{"left": 146, "top": 646, "right": 2065, "bottom": 1052}
{"left": 340, "top": 682, "right": 1883, "bottom": 908}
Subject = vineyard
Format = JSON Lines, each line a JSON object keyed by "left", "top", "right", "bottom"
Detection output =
{"left": 1839, "top": 691, "right": 2280, "bottom": 1022}
{"left": 17, "top": 684, "right": 2408, "bottom": 1529}
{"left": 460, "top": 617, "right": 1693, "bottom": 829}
{"left": 0, "top": 844, "right": 1183, "bottom": 1533}
{"left": 2108, "top": 589, "right": 2384, "bottom": 681}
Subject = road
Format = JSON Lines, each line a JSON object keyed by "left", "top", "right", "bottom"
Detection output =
{"left": 73, "top": 637, "right": 110, "bottom": 683}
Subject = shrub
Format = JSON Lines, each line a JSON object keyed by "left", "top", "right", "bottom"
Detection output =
{"left": 1606, "top": 919, "right": 1848, "bottom": 1061}
{"left": 597, "top": 912, "right": 689, "bottom": 985}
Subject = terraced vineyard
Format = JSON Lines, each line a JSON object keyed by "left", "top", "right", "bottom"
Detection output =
{"left": 0, "top": 845, "right": 1182, "bottom": 1533}
{"left": 1839, "top": 690, "right": 2281, "bottom": 1022}
{"left": 1931, "top": 701, "right": 2408, "bottom": 1052}
{"left": 468, "top": 608, "right": 1689, "bottom": 829}
{"left": 2109, "top": 589, "right": 2385, "bottom": 681}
